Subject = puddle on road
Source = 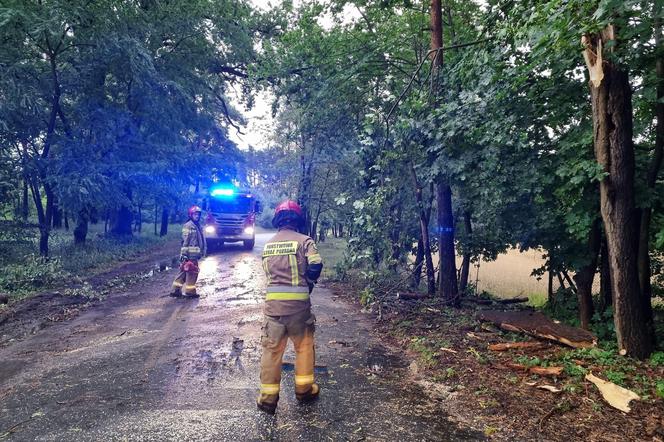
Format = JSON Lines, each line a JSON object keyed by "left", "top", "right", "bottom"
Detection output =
{"left": 174, "top": 337, "right": 259, "bottom": 382}
{"left": 365, "top": 345, "right": 408, "bottom": 374}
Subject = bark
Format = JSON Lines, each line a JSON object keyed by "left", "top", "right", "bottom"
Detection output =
{"left": 459, "top": 211, "right": 472, "bottom": 294}
{"left": 411, "top": 238, "right": 425, "bottom": 289}
{"left": 73, "top": 210, "right": 89, "bottom": 244}
{"left": 160, "top": 207, "right": 169, "bottom": 236}
{"left": 437, "top": 180, "right": 458, "bottom": 304}
{"left": 584, "top": 27, "right": 654, "bottom": 358}
{"left": 572, "top": 218, "right": 601, "bottom": 330}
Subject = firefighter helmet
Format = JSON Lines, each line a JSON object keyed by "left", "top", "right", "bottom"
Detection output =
{"left": 272, "top": 200, "right": 303, "bottom": 228}
{"left": 188, "top": 205, "right": 202, "bottom": 219}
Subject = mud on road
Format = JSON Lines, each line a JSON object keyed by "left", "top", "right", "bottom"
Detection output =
{"left": 0, "top": 233, "right": 482, "bottom": 441}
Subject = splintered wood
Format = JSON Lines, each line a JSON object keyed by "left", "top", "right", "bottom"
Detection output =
{"left": 488, "top": 341, "right": 548, "bottom": 352}
{"left": 477, "top": 310, "right": 597, "bottom": 349}
{"left": 586, "top": 373, "right": 640, "bottom": 413}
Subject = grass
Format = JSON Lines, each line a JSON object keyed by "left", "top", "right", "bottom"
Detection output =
{"left": 316, "top": 237, "right": 349, "bottom": 281}
{"left": 0, "top": 222, "right": 179, "bottom": 302}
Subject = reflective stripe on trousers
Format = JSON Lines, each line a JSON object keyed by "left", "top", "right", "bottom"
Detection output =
{"left": 257, "top": 310, "right": 316, "bottom": 406}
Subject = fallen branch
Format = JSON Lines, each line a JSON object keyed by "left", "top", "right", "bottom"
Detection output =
{"left": 504, "top": 362, "right": 563, "bottom": 377}
{"left": 496, "top": 297, "right": 529, "bottom": 304}
{"left": 488, "top": 341, "right": 549, "bottom": 352}
{"left": 477, "top": 310, "right": 597, "bottom": 349}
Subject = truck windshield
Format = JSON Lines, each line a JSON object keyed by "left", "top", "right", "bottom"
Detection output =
{"left": 208, "top": 196, "right": 253, "bottom": 214}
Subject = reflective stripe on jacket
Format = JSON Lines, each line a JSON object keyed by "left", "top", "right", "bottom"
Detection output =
{"left": 180, "top": 220, "right": 206, "bottom": 260}
{"left": 262, "top": 228, "right": 322, "bottom": 316}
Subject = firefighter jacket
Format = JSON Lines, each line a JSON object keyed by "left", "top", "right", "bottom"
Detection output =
{"left": 262, "top": 227, "right": 323, "bottom": 316}
{"left": 180, "top": 220, "right": 206, "bottom": 261}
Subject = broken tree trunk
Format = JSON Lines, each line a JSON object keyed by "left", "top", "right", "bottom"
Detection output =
{"left": 477, "top": 310, "right": 597, "bottom": 349}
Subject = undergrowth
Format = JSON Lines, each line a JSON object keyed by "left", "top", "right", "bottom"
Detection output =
{"left": 0, "top": 223, "right": 178, "bottom": 302}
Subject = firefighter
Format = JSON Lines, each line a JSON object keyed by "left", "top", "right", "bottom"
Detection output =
{"left": 170, "top": 205, "right": 207, "bottom": 297}
{"left": 257, "top": 200, "right": 323, "bottom": 414}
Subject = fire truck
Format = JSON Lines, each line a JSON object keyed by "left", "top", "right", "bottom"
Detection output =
{"left": 202, "top": 185, "right": 262, "bottom": 250}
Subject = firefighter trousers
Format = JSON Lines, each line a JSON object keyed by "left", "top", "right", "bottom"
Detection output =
{"left": 258, "top": 309, "right": 316, "bottom": 407}
{"left": 171, "top": 261, "right": 199, "bottom": 296}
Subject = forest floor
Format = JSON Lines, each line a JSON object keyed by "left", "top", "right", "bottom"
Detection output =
{"left": 325, "top": 283, "right": 664, "bottom": 441}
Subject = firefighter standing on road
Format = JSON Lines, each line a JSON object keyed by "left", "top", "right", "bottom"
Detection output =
{"left": 170, "top": 205, "right": 207, "bottom": 298}
{"left": 257, "top": 200, "right": 323, "bottom": 414}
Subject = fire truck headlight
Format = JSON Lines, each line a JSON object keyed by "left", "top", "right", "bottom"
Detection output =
{"left": 243, "top": 226, "right": 254, "bottom": 235}
{"left": 205, "top": 225, "right": 216, "bottom": 234}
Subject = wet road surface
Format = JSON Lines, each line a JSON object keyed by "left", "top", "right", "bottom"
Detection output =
{"left": 0, "top": 233, "right": 482, "bottom": 441}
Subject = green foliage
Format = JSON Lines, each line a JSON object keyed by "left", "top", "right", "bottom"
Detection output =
{"left": 650, "top": 352, "right": 664, "bottom": 367}
{"left": 656, "top": 380, "right": 664, "bottom": 399}
{"left": 603, "top": 370, "right": 627, "bottom": 387}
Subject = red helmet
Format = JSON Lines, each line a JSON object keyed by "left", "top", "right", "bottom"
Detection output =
{"left": 272, "top": 200, "right": 303, "bottom": 228}
{"left": 188, "top": 205, "right": 202, "bottom": 219}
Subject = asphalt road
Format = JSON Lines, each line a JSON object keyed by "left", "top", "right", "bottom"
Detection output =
{"left": 0, "top": 233, "right": 482, "bottom": 441}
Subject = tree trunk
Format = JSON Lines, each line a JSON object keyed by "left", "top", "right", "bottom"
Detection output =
{"left": 411, "top": 164, "right": 435, "bottom": 296}
{"left": 437, "top": 180, "right": 458, "bottom": 304}
{"left": 110, "top": 206, "right": 133, "bottom": 236}
{"left": 412, "top": 238, "right": 424, "bottom": 289}
{"left": 73, "top": 210, "right": 89, "bottom": 244}
{"left": 21, "top": 179, "right": 29, "bottom": 221}
{"left": 160, "top": 207, "right": 169, "bottom": 237}
{"left": 584, "top": 27, "right": 654, "bottom": 358}
{"left": 572, "top": 218, "right": 601, "bottom": 330}
{"left": 64, "top": 211, "right": 69, "bottom": 231}
{"left": 459, "top": 211, "right": 472, "bottom": 294}
{"left": 44, "top": 183, "right": 55, "bottom": 231}
{"left": 338, "top": 224, "right": 343, "bottom": 237}
{"left": 29, "top": 179, "right": 49, "bottom": 257}
{"left": 52, "top": 203, "right": 63, "bottom": 229}
{"left": 389, "top": 203, "right": 402, "bottom": 269}
{"left": 599, "top": 234, "right": 612, "bottom": 312}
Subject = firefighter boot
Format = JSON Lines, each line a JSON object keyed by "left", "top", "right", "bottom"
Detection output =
{"left": 256, "top": 396, "right": 278, "bottom": 415}
{"left": 296, "top": 383, "right": 320, "bottom": 403}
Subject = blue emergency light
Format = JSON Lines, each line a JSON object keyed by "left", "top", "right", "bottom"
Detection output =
{"left": 210, "top": 187, "right": 235, "bottom": 197}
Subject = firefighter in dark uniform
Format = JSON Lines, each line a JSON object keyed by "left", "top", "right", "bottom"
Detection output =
{"left": 170, "top": 205, "right": 207, "bottom": 297}
{"left": 257, "top": 200, "right": 323, "bottom": 414}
